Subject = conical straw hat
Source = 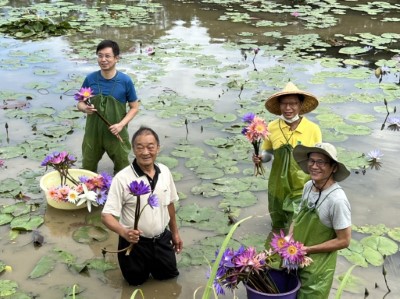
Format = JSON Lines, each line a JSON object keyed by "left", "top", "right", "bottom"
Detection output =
{"left": 265, "top": 82, "right": 319, "bottom": 115}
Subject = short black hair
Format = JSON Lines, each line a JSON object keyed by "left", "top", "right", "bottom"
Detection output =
{"left": 96, "top": 40, "right": 120, "bottom": 56}
{"left": 131, "top": 126, "right": 160, "bottom": 146}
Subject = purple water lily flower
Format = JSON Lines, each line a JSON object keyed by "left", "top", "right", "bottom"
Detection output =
{"left": 242, "top": 112, "right": 256, "bottom": 123}
{"left": 100, "top": 171, "right": 113, "bottom": 190}
{"left": 128, "top": 180, "right": 151, "bottom": 196}
{"left": 148, "top": 194, "right": 159, "bottom": 208}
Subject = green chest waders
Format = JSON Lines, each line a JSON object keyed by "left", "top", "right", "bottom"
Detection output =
{"left": 82, "top": 94, "right": 131, "bottom": 174}
{"left": 268, "top": 143, "right": 310, "bottom": 229}
{"left": 293, "top": 189, "right": 340, "bottom": 299}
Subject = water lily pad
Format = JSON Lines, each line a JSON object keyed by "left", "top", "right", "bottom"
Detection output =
{"left": 177, "top": 204, "right": 213, "bottom": 223}
{"left": 156, "top": 155, "right": 179, "bottom": 169}
{"left": 195, "top": 166, "right": 225, "bottom": 180}
{"left": 362, "top": 246, "right": 383, "bottom": 266}
{"left": 1, "top": 202, "right": 30, "bottom": 217}
{"left": 10, "top": 214, "right": 44, "bottom": 231}
{"left": 219, "top": 191, "right": 258, "bottom": 208}
{"left": 0, "top": 178, "right": 21, "bottom": 193}
{"left": 213, "top": 177, "right": 249, "bottom": 193}
{"left": 0, "top": 146, "right": 26, "bottom": 159}
{"left": 190, "top": 183, "right": 220, "bottom": 198}
{"left": 170, "top": 144, "right": 204, "bottom": 158}
{"left": 335, "top": 123, "right": 371, "bottom": 136}
{"left": 353, "top": 223, "right": 388, "bottom": 235}
{"left": 360, "top": 235, "right": 398, "bottom": 256}
{"left": 0, "top": 280, "right": 18, "bottom": 296}
{"left": 213, "top": 113, "right": 237, "bottom": 123}
{"left": 339, "top": 248, "right": 368, "bottom": 267}
{"left": 86, "top": 258, "right": 117, "bottom": 272}
{"left": 388, "top": 228, "right": 400, "bottom": 242}
{"left": 29, "top": 255, "right": 56, "bottom": 279}
{"left": 0, "top": 213, "right": 13, "bottom": 226}
{"left": 347, "top": 113, "right": 376, "bottom": 123}
{"left": 54, "top": 248, "right": 77, "bottom": 265}
{"left": 72, "top": 226, "right": 109, "bottom": 244}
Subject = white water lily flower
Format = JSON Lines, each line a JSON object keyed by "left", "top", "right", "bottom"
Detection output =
{"left": 77, "top": 184, "right": 98, "bottom": 212}
{"left": 67, "top": 189, "right": 79, "bottom": 204}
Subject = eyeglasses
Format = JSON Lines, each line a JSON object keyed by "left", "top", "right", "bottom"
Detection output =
{"left": 96, "top": 54, "right": 115, "bottom": 60}
{"left": 134, "top": 144, "right": 157, "bottom": 153}
{"left": 307, "top": 158, "right": 330, "bottom": 167}
{"left": 279, "top": 101, "right": 300, "bottom": 108}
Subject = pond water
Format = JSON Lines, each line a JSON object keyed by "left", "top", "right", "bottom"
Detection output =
{"left": 0, "top": 0, "right": 400, "bottom": 298}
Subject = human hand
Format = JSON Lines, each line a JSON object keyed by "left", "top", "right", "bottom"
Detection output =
{"left": 252, "top": 153, "right": 261, "bottom": 164}
{"left": 109, "top": 123, "right": 123, "bottom": 136}
{"left": 172, "top": 233, "right": 183, "bottom": 254}
{"left": 124, "top": 228, "right": 141, "bottom": 244}
{"left": 81, "top": 103, "right": 97, "bottom": 115}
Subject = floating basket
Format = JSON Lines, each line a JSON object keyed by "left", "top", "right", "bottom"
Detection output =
{"left": 39, "top": 169, "right": 97, "bottom": 210}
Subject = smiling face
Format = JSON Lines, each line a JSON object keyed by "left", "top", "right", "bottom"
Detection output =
{"left": 96, "top": 46, "right": 119, "bottom": 73}
{"left": 132, "top": 133, "right": 160, "bottom": 168}
{"left": 307, "top": 152, "right": 336, "bottom": 185}
{"left": 278, "top": 94, "right": 302, "bottom": 120}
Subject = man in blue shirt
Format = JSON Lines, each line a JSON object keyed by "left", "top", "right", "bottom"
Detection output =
{"left": 76, "top": 40, "right": 140, "bottom": 174}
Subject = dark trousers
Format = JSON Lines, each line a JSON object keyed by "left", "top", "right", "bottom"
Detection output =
{"left": 117, "top": 229, "right": 179, "bottom": 286}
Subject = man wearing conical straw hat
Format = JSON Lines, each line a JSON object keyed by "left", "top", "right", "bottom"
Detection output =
{"left": 253, "top": 82, "right": 321, "bottom": 230}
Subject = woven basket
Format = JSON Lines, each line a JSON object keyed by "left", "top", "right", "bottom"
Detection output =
{"left": 40, "top": 169, "right": 97, "bottom": 210}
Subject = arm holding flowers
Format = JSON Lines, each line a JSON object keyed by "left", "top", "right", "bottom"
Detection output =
{"left": 101, "top": 213, "right": 141, "bottom": 245}
{"left": 302, "top": 227, "right": 351, "bottom": 255}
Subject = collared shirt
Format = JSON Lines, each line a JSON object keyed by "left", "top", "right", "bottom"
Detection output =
{"left": 132, "top": 159, "right": 160, "bottom": 192}
{"left": 102, "top": 161, "right": 179, "bottom": 238}
{"left": 261, "top": 117, "right": 321, "bottom": 151}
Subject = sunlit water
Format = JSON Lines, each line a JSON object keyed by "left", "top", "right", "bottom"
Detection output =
{"left": 1, "top": 1, "right": 400, "bottom": 298}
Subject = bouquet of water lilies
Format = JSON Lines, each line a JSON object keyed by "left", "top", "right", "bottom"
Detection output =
{"left": 41, "top": 151, "right": 112, "bottom": 212}
{"left": 102, "top": 180, "right": 159, "bottom": 256}
{"left": 241, "top": 112, "right": 270, "bottom": 176}
{"left": 212, "top": 230, "right": 312, "bottom": 295}
{"left": 74, "top": 87, "right": 123, "bottom": 142}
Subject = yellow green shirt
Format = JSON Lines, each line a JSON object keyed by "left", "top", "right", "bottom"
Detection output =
{"left": 261, "top": 117, "right": 321, "bottom": 151}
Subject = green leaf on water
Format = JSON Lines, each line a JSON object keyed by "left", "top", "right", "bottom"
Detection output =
{"left": 72, "top": 226, "right": 109, "bottom": 244}
{"left": 29, "top": 255, "right": 56, "bottom": 279}
{"left": 0, "top": 280, "right": 18, "bottom": 297}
